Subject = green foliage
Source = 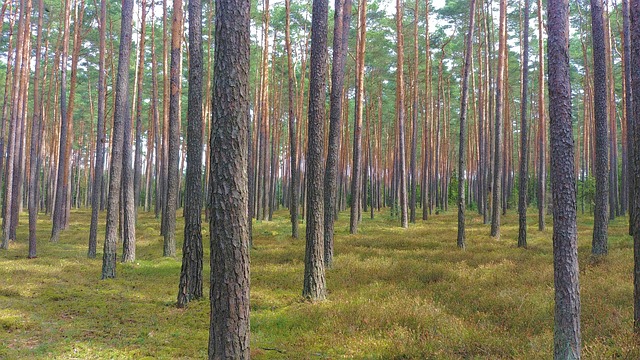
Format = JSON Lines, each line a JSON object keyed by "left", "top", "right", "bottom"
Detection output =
{"left": 1, "top": 208, "right": 638, "bottom": 358}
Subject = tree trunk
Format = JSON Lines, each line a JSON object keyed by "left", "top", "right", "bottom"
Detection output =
{"left": 591, "top": 0, "right": 610, "bottom": 256}
{"left": 350, "top": 0, "right": 366, "bottom": 234}
{"left": 134, "top": 0, "right": 147, "bottom": 212}
{"left": 164, "top": 0, "right": 183, "bottom": 257}
{"left": 323, "top": 0, "right": 351, "bottom": 267}
{"left": 624, "top": 0, "right": 635, "bottom": 236}
{"left": 178, "top": 0, "right": 204, "bottom": 308}
{"left": 89, "top": 0, "right": 108, "bottom": 258}
{"left": 302, "top": 0, "right": 329, "bottom": 301}
{"left": 409, "top": 0, "right": 418, "bottom": 224}
{"left": 457, "top": 0, "right": 476, "bottom": 249}
{"left": 396, "top": 0, "right": 408, "bottom": 228}
{"left": 28, "top": 0, "right": 44, "bottom": 258}
{"left": 208, "top": 0, "right": 251, "bottom": 355}
{"left": 490, "top": 0, "right": 506, "bottom": 239}
{"left": 548, "top": 0, "right": 582, "bottom": 356}
{"left": 286, "top": 0, "right": 301, "bottom": 240}
{"left": 49, "top": 0, "right": 72, "bottom": 243}
{"left": 518, "top": 0, "right": 530, "bottom": 248}
{"left": 537, "top": 0, "right": 546, "bottom": 231}
{"left": 629, "top": 0, "right": 640, "bottom": 333}
{"left": 102, "top": 0, "right": 134, "bottom": 279}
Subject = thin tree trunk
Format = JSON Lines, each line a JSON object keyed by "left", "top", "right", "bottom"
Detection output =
{"left": 29, "top": 0, "right": 45, "bottom": 258}
{"left": 164, "top": 0, "right": 183, "bottom": 257}
{"left": 518, "top": 0, "right": 530, "bottom": 248}
{"left": 134, "top": 0, "right": 147, "bottom": 212}
{"left": 457, "top": 0, "right": 476, "bottom": 249}
{"left": 323, "top": 0, "right": 351, "bottom": 267}
{"left": 178, "top": 0, "right": 204, "bottom": 308}
{"left": 396, "top": 0, "right": 408, "bottom": 228}
{"left": 350, "top": 0, "right": 366, "bottom": 234}
{"left": 89, "top": 0, "right": 107, "bottom": 258}
{"left": 490, "top": 0, "right": 506, "bottom": 239}
{"left": 50, "top": 0, "right": 72, "bottom": 243}
{"left": 537, "top": 0, "right": 546, "bottom": 231}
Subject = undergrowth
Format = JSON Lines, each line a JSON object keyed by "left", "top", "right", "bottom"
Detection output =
{"left": 0, "top": 207, "right": 638, "bottom": 359}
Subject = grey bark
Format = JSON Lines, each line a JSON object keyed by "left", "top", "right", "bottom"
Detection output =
{"left": 178, "top": 0, "right": 204, "bottom": 308}
{"left": 303, "top": 0, "right": 328, "bottom": 301}
{"left": 164, "top": 0, "right": 183, "bottom": 257}
{"left": 548, "top": 0, "right": 582, "bottom": 356}
{"left": 591, "top": 0, "right": 610, "bottom": 256}
{"left": 102, "top": 0, "right": 134, "bottom": 279}
{"left": 208, "top": 0, "right": 251, "bottom": 357}
{"left": 324, "top": 0, "right": 351, "bottom": 267}
{"left": 518, "top": 0, "right": 530, "bottom": 248}
{"left": 457, "top": 0, "right": 476, "bottom": 249}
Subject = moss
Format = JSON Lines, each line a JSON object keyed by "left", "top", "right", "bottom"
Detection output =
{"left": 0, "top": 208, "right": 636, "bottom": 358}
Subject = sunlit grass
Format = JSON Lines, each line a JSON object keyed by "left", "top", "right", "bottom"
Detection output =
{"left": 0, "top": 206, "right": 638, "bottom": 358}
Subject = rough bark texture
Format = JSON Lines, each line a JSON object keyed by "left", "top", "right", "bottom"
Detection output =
{"left": 457, "top": 0, "right": 476, "bottom": 249}
{"left": 178, "top": 0, "right": 204, "bottom": 308}
{"left": 208, "top": 0, "right": 251, "bottom": 356}
{"left": 164, "top": 0, "right": 183, "bottom": 257}
{"left": 548, "top": 0, "right": 582, "bottom": 356}
{"left": 324, "top": 0, "right": 351, "bottom": 266}
{"left": 89, "top": 0, "right": 107, "bottom": 259}
{"left": 518, "top": 0, "right": 530, "bottom": 248}
{"left": 121, "top": 90, "right": 136, "bottom": 262}
{"left": 303, "top": 0, "right": 328, "bottom": 301}
{"left": 591, "top": 0, "right": 610, "bottom": 256}
{"left": 102, "top": 0, "right": 134, "bottom": 279}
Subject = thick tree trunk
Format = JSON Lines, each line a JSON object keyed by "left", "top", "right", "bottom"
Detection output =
{"left": 591, "top": 0, "right": 610, "bottom": 256}
{"left": 102, "top": 0, "right": 134, "bottom": 279}
{"left": 303, "top": 0, "right": 328, "bottom": 301}
{"left": 208, "top": 0, "right": 251, "bottom": 355}
{"left": 457, "top": 0, "right": 476, "bottom": 249}
{"left": 548, "top": 0, "right": 582, "bottom": 356}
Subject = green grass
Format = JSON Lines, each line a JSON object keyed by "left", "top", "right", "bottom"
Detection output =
{"left": 0, "top": 206, "right": 638, "bottom": 359}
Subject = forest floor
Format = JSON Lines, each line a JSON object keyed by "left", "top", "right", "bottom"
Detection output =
{"left": 0, "top": 206, "right": 638, "bottom": 359}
